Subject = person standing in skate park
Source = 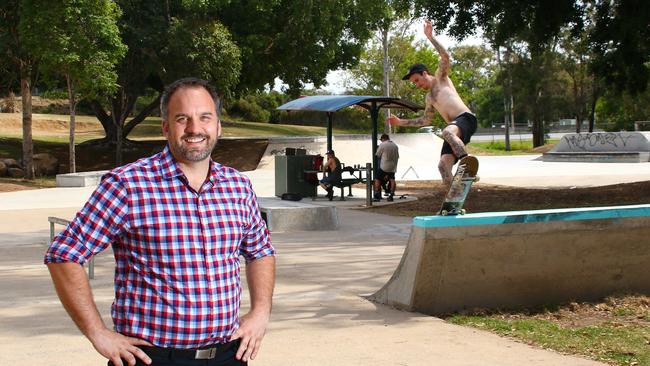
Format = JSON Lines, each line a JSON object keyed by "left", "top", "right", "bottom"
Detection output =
{"left": 388, "top": 19, "right": 477, "bottom": 186}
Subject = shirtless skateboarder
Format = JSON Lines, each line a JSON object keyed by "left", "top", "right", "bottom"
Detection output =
{"left": 388, "top": 20, "right": 477, "bottom": 186}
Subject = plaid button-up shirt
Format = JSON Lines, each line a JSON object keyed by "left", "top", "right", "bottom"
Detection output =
{"left": 45, "top": 146, "right": 274, "bottom": 348}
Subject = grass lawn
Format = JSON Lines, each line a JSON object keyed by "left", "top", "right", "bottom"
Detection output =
{"left": 448, "top": 294, "right": 650, "bottom": 366}
{"left": 467, "top": 139, "right": 559, "bottom": 155}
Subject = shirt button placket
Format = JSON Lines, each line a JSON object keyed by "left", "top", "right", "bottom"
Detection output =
{"left": 196, "top": 192, "right": 217, "bottom": 334}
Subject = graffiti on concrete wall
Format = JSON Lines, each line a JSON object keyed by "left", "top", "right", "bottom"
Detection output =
{"left": 562, "top": 133, "right": 637, "bottom": 152}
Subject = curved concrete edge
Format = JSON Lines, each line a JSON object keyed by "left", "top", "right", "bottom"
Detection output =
{"left": 370, "top": 204, "right": 650, "bottom": 315}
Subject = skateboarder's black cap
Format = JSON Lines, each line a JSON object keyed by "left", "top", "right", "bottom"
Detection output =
{"left": 402, "top": 63, "right": 428, "bottom": 80}
{"left": 326, "top": 149, "right": 335, "bottom": 155}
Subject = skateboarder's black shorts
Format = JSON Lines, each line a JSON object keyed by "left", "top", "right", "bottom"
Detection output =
{"left": 375, "top": 168, "right": 395, "bottom": 182}
{"left": 440, "top": 112, "right": 478, "bottom": 161}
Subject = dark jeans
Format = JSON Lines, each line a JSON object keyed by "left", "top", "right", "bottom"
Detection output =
{"left": 107, "top": 341, "right": 247, "bottom": 366}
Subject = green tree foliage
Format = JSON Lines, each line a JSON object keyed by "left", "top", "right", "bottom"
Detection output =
{"left": 219, "top": 0, "right": 385, "bottom": 96}
{"left": 85, "top": 1, "right": 241, "bottom": 164}
{"left": 20, "top": 0, "right": 126, "bottom": 172}
{"left": 225, "top": 91, "right": 288, "bottom": 123}
{"left": 81, "top": 0, "right": 383, "bottom": 164}
{"left": 589, "top": 0, "right": 650, "bottom": 94}
{"left": 0, "top": 0, "right": 36, "bottom": 178}
{"left": 596, "top": 82, "right": 650, "bottom": 131}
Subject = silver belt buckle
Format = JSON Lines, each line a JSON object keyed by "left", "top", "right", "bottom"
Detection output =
{"left": 195, "top": 347, "right": 217, "bottom": 359}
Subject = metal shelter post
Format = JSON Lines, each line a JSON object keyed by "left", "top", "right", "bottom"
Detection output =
{"left": 327, "top": 112, "right": 333, "bottom": 152}
{"left": 370, "top": 102, "right": 379, "bottom": 174}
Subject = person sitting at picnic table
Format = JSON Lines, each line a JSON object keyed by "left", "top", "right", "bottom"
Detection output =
{"left": 319, "top": 149, "right": 342, "bottom": 201}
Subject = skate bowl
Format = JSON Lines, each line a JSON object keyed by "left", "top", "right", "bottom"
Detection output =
{"left": 544, "top": 132, "right": 650, "bottom": 162}
{"left": 369, "top": 204, "right": 650, "bottom": 315}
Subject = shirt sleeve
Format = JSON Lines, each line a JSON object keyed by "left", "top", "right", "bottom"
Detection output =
{"left": 240, "top": 180, "right": 275, "bottom": 263}
{"left": 375, "top": 143, "right": 384, "bottom": 157}
{"left": 44, "top": 172, "right": 130, "bottom": 265}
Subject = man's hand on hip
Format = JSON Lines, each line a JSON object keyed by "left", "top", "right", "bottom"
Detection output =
{"left": 89, "top": 327, "right": 153, "bottom": 366}
{"left": 232, "top": 310, "right": 271, "bottom": 362}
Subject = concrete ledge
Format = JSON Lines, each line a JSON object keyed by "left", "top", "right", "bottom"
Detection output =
{"left": 543, "top": 151, "right": 649, "bottom": 163}
{"left": 370, "top": 204, "right": 650, "bottom": 315}
{"left": 543, "top": 132, "right": 650, "bottom": 162}
{"left": 258, "top": 197, "right": 338, "bottom": 232}
{"left": 56, "top": 170, "right": 108, "bottom": 187}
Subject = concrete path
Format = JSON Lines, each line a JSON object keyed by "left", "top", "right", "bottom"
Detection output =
{"left": 0, "top": 207, "right": 604, "bottom": 365}
{"left": 2, "top": 146, "right": 644, "bottom": 365}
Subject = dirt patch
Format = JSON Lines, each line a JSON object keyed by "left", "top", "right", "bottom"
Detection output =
{"left": 0, "top": 137, "right": 268, "bottom": 187}
{"left": 0, "top": 181, "right": 35, "bottom": 192}
{"left": 368, "top": 180, "right": 650, "bottom": 215}
{"left": 459, "top": 294, "right": 650, "bottom": 329}
{"left": 0, "top": 113, "right": 102, "bottom": 133}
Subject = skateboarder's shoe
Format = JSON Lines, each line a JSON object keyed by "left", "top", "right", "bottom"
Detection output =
{"left": 387, "top": 194, "right": 394, "bottom": 202}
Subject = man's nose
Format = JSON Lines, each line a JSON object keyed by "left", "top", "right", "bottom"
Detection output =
{"left": 184, "top": 116, "right": 201, "bottom": 134}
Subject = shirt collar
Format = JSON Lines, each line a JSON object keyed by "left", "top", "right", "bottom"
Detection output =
{"left": 157, "top": 145, "right": 225, "bottom": 184}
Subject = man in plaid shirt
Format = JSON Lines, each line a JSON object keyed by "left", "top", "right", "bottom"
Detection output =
{"left": 45, "top": 78, "right": 275, "bottom": 366}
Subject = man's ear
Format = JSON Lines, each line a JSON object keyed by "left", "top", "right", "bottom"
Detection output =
{"left": 216, "top": 118, "right": 222, "bottom": 137}
{"left": 162, "top": 120, "right": 169, "bottom": 138}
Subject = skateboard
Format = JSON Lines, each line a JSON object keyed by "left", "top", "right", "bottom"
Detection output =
{"left": 439, "top": 156, "right": 479, "bottom": 216}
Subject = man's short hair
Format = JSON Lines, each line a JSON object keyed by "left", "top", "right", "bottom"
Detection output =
{"left": 160, "top": 78, "right": 220, "bottom": 122}
{"left": 402, "top": 63, "right": 429, "bottom": 80}
{"left": 380, "top": 134, "right": 389, "bottom": 141}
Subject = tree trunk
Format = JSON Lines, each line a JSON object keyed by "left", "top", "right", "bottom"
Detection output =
{"left": 532, "top": 91, "right": 545, "bottom": 147}
{"left": 573, "top": 78, "right": 581, "bottom": 134}
{"left": 588, "top": 81, "right": 601, "bottom": 133}
{"left": 503, "top": 96, "right": 511, "bottom": 151}
{"left": 510, "top": 93, "right": 515, "bottom": 132}
{"left": 20, "top": 65, "right": 34, "bottom": 180}
{"left": 381, "top": 26, "right": 390, "bottom": 134}
{"left": 66, "top": 75, "right": 77, "bottom": 173}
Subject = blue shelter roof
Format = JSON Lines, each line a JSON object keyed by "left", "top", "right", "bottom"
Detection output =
{"left": 277, "top": 95, "right": 421, "bottom": 112}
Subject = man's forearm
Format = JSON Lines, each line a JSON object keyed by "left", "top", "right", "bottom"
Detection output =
{"left": 401, "top": 116, "right": 431, "bottom": 127}
{"left": 48, "top": 262, "right": 107, "bottom": 339}
{"left": 246, "top": 256, "right": 275, "bottom": 314}
{"left": 427, "top": 35, "right": 451, "bottom": 74}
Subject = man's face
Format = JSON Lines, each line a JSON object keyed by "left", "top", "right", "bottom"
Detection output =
{"left": 162, "top": 86, "right": 221, "bottom": 164}
{"left": 408, "top": 72, "right": 430, "bottom": 90}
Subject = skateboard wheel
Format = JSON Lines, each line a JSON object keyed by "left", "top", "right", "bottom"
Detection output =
{"left": 460, "top": 209, "right": 466, "bottom": 215}
{"left": 440, "top": 210, "right": 448, "bottom": 216}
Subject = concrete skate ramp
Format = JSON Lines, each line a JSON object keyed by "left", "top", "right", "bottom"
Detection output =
{"left": 256, "top": 134, "right": 444, "bottom": 180}
{"left": 544, "top": 132, "right": 650, "bottom": 162}
{"left": 369, "top": 204, "right": 650, "bottom": 315}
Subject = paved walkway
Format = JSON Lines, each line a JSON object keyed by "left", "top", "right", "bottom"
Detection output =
{"left": 2, "top": 153, "right": 641, "bottom": 365}
{"left": 0, "top": 208, "right": 604, "bottom": 365}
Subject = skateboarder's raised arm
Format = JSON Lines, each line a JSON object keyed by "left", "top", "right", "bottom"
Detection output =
{"left": 424, "top": 20, "right": 451, "bottom": 79}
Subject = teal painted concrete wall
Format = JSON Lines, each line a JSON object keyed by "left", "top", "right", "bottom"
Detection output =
{"left": 414, "top": 204, "right": 650, "bottom": 228}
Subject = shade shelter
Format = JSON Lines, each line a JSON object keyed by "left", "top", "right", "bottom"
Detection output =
{"left": 277, "top": 95, "right": 422, "bottom": 170}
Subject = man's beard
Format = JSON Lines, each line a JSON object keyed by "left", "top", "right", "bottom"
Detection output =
{"left": 170, "top": 133, "right": 217, "bottom": 162}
